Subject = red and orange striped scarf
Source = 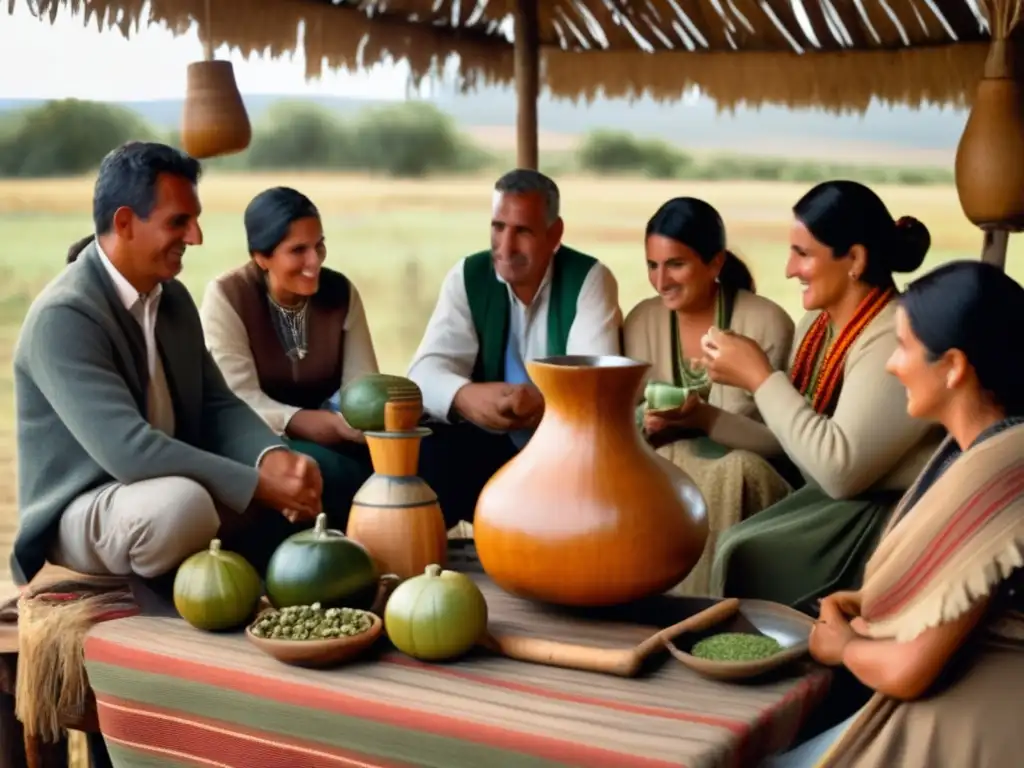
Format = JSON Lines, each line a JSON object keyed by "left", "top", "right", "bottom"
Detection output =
{"left": 789, "top": 286, "right": 896, "bottom": 415}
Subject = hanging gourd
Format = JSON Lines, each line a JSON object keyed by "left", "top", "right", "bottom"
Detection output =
{"left": 384, "top": 564, "right": 489, "bottom": 661}
{"left": 955, "top": 0, "right": 1024, "bottom": 230}
{"left": 264, "top": 513, "right": 380, "bottom": 609}
{"left": 173, "top": 539, "right": 263, "bottom": 632}
{"left": 180, "top": 1, "right": 251, "bottom": 159}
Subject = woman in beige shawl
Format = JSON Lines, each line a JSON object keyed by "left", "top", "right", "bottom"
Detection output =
{"left": 763, "top": 260, "right": 1024, "bottom": 767}
{"left": 623, "top": 197, "right": 795, "bottom": 595}
{"left": 695, "top": 181, "right": 942, "bottom": 609}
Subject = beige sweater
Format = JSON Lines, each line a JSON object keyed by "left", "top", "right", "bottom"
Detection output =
{"left": 623, "top": 289, "right": 795, "bottom": 419}
{"left": 707, "top": 301, "right": 944, "bottom": 499}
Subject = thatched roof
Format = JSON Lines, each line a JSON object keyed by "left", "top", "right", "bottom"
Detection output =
{"left": 8, "top": 0, "right": 1006, "bottom": 113}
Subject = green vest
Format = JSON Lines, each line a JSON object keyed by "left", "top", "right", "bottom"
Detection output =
{"left": 463, "top": 245, "right": 598, "bottom": 383}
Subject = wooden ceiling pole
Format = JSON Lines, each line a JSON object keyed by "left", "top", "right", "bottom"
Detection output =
{"left": 513, "top": 0, "right": 540, "bottom": 170}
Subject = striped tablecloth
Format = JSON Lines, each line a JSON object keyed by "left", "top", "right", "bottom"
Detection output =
{"left": 84, "top": 575, "right": 831, "bottom": 768}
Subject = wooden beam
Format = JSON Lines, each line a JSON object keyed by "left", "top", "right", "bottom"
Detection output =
{"left": 981, "top": 229, "right": 1009, "bottom": 270}
{"left": 514, "top": 0, "right": 540, "bottom": 170}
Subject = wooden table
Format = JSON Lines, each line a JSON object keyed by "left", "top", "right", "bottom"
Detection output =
{"left": 82, "top": 575, "right": 831, "bottom": 768}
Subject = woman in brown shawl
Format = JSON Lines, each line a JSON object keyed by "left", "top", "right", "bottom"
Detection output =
{"left": 763, "top": 260, "right": 1024, "bottom": 767}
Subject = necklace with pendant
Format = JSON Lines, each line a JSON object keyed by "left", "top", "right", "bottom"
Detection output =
{"left": 267, "top": 294, "right": 309, "bottom": 362}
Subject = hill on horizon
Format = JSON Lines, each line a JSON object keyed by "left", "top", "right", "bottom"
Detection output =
{"left": 0, "top": 85, "right": 970, "bottom": 168}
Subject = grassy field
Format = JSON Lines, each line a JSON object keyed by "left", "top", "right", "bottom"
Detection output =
{"left": 1, "top": 172, "right": 1023, "bottom": 582}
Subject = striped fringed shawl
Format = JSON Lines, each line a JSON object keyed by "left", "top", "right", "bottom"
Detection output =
{"left": 0, "top": 574, "right": 138, "bottom": 742}
{"left": 858, "top": 422, "right": 1024, "bottom": 644}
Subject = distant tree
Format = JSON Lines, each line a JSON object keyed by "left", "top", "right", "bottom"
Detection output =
{"left": 0, "top": 99, "right": 157, "bottom": 177}
{"left": 245, "top": 101, "right": 355, "bottom": 170}
{"left": 352, "top": 101, "right": 490, "bottom": 178}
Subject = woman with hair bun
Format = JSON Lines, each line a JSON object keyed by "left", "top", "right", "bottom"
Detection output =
{"left": 764, "top": 261, "right": 1024, "bottom": 768}
{"left": 688, "top": 180, "right": 944, "bottom": 608}
{"left": 200, "top": 186, "right": 377, "bottom": 528}
{"left": 623, "top": 196, "right": 796, "bottom": 595}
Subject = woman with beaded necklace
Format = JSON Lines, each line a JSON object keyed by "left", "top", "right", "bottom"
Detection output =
{"left": 623, "top": 196, "right": 796, "bottom": 595}
{"left": 200, "top": 186, "right": 377, "bottom": 528}
{"left": 680, "top": 180, "right": 944, "bottom": 611}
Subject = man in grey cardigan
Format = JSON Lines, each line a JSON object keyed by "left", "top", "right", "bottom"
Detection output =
{"left": 11, "top": 141, "right": 323, "bottom": 587}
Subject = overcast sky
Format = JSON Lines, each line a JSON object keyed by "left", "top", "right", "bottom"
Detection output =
{"left": 0, "top": 3, "right": 415, "bottom": 101}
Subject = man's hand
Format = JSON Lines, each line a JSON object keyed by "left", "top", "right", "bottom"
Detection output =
{"left": 453, "top": 382, "right": 543, "bottom": 432}
{"left": 254, "top": 448, "right": 323, "bottom": 523}
{"left": 504, "top": 383, "right": 544, "bottom": 429}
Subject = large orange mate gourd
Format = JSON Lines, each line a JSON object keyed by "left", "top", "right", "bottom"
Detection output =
{"left": 473, "top": 355, "right": 709, "bottom": 606}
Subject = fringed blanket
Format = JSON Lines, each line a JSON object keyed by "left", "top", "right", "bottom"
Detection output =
{"left": 819, "top": 422, "right": 1024, "bottom": 768}
{"left": 0, "top": 573, "right": 138, "bottom": 743}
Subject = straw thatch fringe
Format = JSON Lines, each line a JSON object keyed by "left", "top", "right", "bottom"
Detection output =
{"left": 544, "top": 42, "right": 990, "bottom": 112}
{"left": 5, "top": 0, "right": 998, "bottom": 111}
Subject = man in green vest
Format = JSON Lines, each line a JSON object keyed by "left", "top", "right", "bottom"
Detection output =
{"left": 407, "top": 168, "right": 623, "bottom": 527}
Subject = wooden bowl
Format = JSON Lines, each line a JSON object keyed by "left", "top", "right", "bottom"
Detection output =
{"left": 664, "top": 598, "right": 813, "bottom": 681}
{"left": 245, "top": 613, "right": 383, "bottom": 668}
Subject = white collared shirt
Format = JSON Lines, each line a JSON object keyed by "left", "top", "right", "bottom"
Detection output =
{"left": 95, "top": 242, "right": 163, "bottom": 380}
{"left": 406, "top": 251, "right": 623, "bottom": 422}
{"left": 95, "top": 241, "right": 176, "bottom": 436}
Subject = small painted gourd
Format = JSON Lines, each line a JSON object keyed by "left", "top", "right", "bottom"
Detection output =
{"left": 265, "top": 513, "right": 379, "bottom": 609}
{"left": 338, "top": 373, "right": 422, "bottom": 431}
{"left": 173, "top": 539, "right": 262, "bottom": 632}
{"left": 644, "top": 381, "right": 690, "bottom": 410}
{"left": 384, "top": 564, "right": 489, "bottom": 661}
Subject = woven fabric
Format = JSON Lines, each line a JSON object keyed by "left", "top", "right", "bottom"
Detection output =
{"left": 85, "top": 577, "right": 829, "bottom": 768}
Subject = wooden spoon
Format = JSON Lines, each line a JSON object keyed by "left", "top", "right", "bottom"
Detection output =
{"left": 480, "top": 597, "right": 740, "bottom": 677}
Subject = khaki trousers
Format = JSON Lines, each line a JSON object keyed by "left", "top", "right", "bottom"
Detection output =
{"left": 49, "top": 476, "right": 223, "bottom": 579}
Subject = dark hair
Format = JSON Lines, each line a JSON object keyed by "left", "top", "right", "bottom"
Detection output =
{"left": 92, "top": 141, "right": 201, "bottom": 236}
{"left": 793, "top": 180, "right": 930, "bottom": 288}
{"left": 244, "top": 186, "right": 321, "bottom": 256}
{"left": 644, "top": 196, "right": 755, "bottom": 294}
{"left": 901, "top": 260, "right": 1024, "bottom": 416}
{"left": 66, "top": 234, "right": 96, "bottom": 264}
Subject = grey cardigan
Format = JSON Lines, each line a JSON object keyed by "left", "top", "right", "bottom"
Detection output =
{"left": 11, "top": 243, "right": 283, "bottom": 584}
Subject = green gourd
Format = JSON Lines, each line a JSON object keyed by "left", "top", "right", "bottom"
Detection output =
{"left": 384, "top": 564, "right": 489, "bottom": 661}
{"left": 265, "top": 513, "right": 379, "bottom": 609}
{"left": 173, "top": 539, "right": 262, "bottom": 632}
{"left": 338, "top": 373, "right": 422, "bottom": 431}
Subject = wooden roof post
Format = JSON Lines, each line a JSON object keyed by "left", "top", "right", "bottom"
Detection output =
{"left": 514, "top": 0, "right": 540, "bottom": 170}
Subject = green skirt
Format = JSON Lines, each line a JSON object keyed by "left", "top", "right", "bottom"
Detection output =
{"left": 283, "top": 439, "right": 374, "bottom": 528}
{"left": 656, "top": 437, "right": 792, "bottom": 597}
{"left": 709, "top": 482, "right": 902, "bottom": 610}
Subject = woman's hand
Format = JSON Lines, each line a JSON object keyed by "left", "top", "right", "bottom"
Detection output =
{"left": 643, "top": 392, "right": 706, "bottom": 435}
{"left": 335, "top": 414, "right": 366, "bottom": 444}
{"left": 699, "top": 328, "right": 775, "bottom": 393}
{"left": 809, "top": 597, "right": 858, "bottom": 667}
{"left": 820, "top": 590, "right": 863, "bottom": 619}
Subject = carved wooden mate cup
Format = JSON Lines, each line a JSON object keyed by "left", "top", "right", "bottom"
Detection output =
{"left": 346, "top": 399, "right": 448, "bottom": 581}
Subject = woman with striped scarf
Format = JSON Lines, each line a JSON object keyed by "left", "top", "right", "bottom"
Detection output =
{"left": 686, "top": 180, "right": 944, "bottom": 609}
